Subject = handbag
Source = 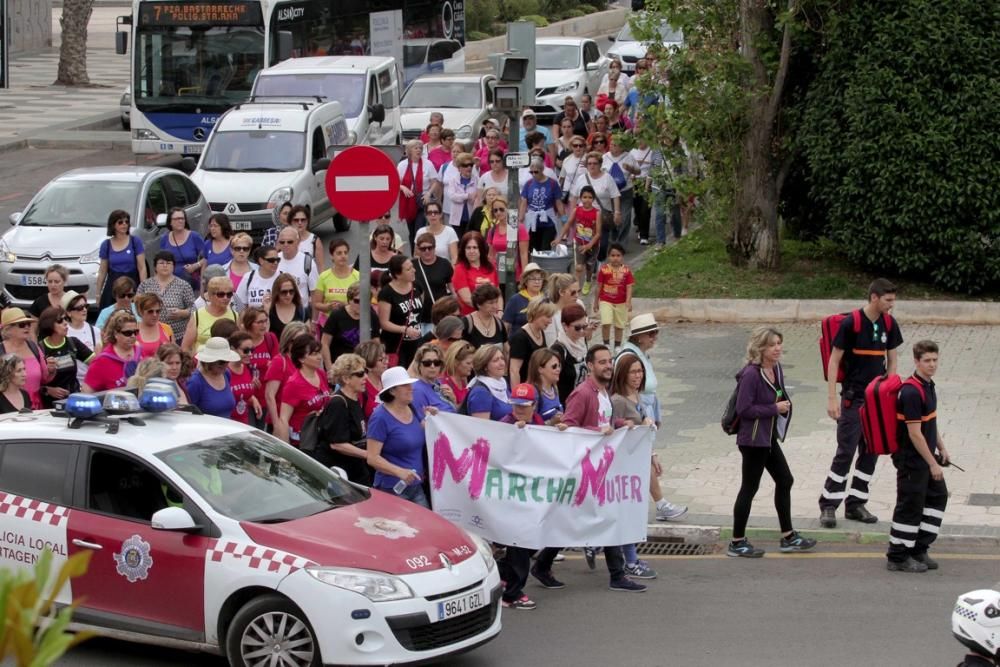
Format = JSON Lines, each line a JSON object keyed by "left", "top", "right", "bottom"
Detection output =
{"left": 585, "top": 173, "right": 616, "bottom": 229}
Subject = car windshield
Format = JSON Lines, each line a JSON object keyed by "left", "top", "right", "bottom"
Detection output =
{"left": 18, "top": 180, "right": 139, "bottom": 227}
{"left": 536, "top": 45, "right": 581, "bottom": 70}
{"left": 402, "top": 81, "right": 481, "bottom": 108}
{"left": 199, "top": 130, "right": 305, "bottom": 172}
{"left": 253, "top": 73, "right": 366, "bottom": 117}
{"left": 157, "top": 431, "right": 368, "bottom": 522}
{"left": 616, "top": 23, "right": 683, "bottom": 43}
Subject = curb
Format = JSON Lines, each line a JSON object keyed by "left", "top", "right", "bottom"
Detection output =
{"left": 632, "top": 298, "right": 1000, "bottom": 326}
{"left": 0, "top": 111, "right": 122, "bottom": 155}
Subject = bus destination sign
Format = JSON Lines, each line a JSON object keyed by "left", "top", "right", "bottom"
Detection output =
{"left": 138, "top": 2, "right": 263, "bottom": 26}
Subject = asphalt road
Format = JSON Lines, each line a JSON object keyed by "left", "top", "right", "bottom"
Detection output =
{"left": 57, "top": 546, "right": 1000, "bottom": 666}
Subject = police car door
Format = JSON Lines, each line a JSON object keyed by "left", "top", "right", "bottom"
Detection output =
{"left": 67, "top": 446, "right": 213, "bottom": 639}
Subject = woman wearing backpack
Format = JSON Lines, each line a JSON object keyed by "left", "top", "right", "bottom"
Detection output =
{"left": 38, "top": 306, "right": 94, "bottom": 407}
{"left": 602, "top": 135, "right": 640, "bottom": 245}
{"left": 276, "top": 335, "right": 331, "bottom": 446}
{"left": 727, "top": 326, "right": 816, "bottom": 558}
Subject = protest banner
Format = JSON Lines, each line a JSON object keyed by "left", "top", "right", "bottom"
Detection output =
{"left": 426, "top": 412, "right": 653, "bottom": 549}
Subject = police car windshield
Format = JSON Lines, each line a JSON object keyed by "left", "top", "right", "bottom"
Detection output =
{"left": 199, "top": 130, "right": 305, "bottom": 172}
{"left": 157, "top": 432, "right": 367, "bottom": 522}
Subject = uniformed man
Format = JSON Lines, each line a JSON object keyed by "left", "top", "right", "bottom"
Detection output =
{"left": 819, "top": 278, "right": 903, "bottom": 527}
{"left": 886, "top": 340, "right": 949, "bottom": 572}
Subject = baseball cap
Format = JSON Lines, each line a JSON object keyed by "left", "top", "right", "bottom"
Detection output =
{"left": 521, "top": 109, "right": 536, "bottom": 119}
{"left": 510, "top": 383, "right": 537, "bottom": 406}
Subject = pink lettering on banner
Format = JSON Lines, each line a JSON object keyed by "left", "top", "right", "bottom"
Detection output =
{"left": 432, "top": 433, "right": 490, "bottom": 499}
{"left": 573, "top": 445, "right": 615, "bottom": 507}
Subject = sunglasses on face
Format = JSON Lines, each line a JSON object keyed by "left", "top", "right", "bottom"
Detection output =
{"left": 118, "top": 329, "right": 139, "bottom": 337}
{"left": 489, "top": 159, "right": 502, "bottom": 164}
{"left": 572, "top": 324, "right": 587, "bottom": 331}
{"left": 529, "top": 170, "right": 541, "bottom": 174}
{"left": 279, "top": 289, "right": 296, "bottom": 296}
{"left": 261, "top": 256, "right": 280, "bottom": 263}
{"left": 572, "top": 144, "right": 585, "bottom": 149}
{"left": 593, "top": 140, "right": 606, "bottom": 145}
{"left": 14, "top": 322, "right": 32, "bottom": 329}
{"left": 119, "top": 293, "right": 135, "bottom": 299}
{"left": 55, "top": 316, "right": 70, "bottom": 324}
{"left": 239, "top": 347, "right": 254, "bottom": 354}
{"left": 145, "top": 309, "right": 161, "bottom": 315}
{"left": 116, "top": 218, "right": 130, "bottom": 224}
{"left": 214, "top": 291, "right": 234, "bottom": 298}
{"left": 492, "top": 208, "right": 507, "bottom": 215}
{"left": 418, "top": 245, "right": 435, "bottom": 252}
{"left": 426, "top": 210, "right": 442, "bottom": 216}
{"left": 421, "top": 359, "right": 443, "bottom": 368}
{"left": 69, "top": 305, "right": 87, "bottom": 312}
{"left": 232, "top": 245, "right": 251, "bottom": 252}
{"left": 277, "top": 240, "right": 297, "bottom": 245}
{"left": 350, "top": 370, "right": 367, "bottom": 378}
{"left": 351, "top": 298, "right": 361, "bottom": 304}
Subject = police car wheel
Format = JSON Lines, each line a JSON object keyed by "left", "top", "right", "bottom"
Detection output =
{"left": 226, "top": 594, "right": 320, "bottom": 667}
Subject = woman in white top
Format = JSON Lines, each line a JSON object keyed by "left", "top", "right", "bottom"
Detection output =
{"left": 570, "top": 151, "right": 621, "bottom": 259}
{"left": 559, "top": 137, "right": 587, "bottom": 194}
{"left": 414, "top": 201, "right": 459, "bottom": 263}
{"left": 597, "top": 59, "right": 632, "bottom": 104}
{"left": 443, "top": 154, "right": 479, "bottom": 238}
{"left": 64, "top": 291, "right": 101, "bottom": 387}
{"left": 475, "top": 149, "right": 509, "bottom": 205}
{"left": 289, "top": 205, "right": 324, "bottom": 270}
{"left": 630, "top": 138, "right": 654, "bottom": 245}
{"left": 602, "top": 135, "right": 641, "bottom": 245}
{"left": 397, "top": 139, "right": 440, "bottom": 254}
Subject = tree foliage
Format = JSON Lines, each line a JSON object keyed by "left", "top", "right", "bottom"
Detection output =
{"left": 799, "top": 0, "right": 1000, "bottom": 293}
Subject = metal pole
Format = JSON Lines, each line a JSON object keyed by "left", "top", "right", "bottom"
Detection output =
{"left": 358, "top": 219, "right": 372, "bottom": 342}
{"left": 504, "top": 117, "right": 520, "bottom": 303}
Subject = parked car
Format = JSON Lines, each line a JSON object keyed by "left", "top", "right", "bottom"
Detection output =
{"left": 607, "top": 18, "right": 684, "bottom": 74}
{"left": 532, "top": 38, "right": 609, "bottom": 122}
{"left": 400, "top": 72, "right": 496, "bottom": 144}
{"left": 119, "top": 87, "right": 130, "bottom": 130}
{"left": 0, "top": 391, "right": 501, "bottom": 666}
{"left": 0, "top": 167, "right": 211, "bottom": 309}
{"left": 402, "top": 38, "right": 465, "bottom": 85}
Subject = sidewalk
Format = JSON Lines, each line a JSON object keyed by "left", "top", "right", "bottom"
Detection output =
{"left": 640, "top": 319, "right": 1000, "bottom": 548}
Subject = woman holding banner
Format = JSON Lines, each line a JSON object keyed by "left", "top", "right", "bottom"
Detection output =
{"left": 465, "top": 344, "right": 512, "bottom": 421}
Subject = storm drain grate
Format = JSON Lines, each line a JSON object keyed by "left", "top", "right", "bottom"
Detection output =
{"left": 968, "top": 494, "right": 1000, "bottom": 507}
{"left": 636, "top": 540, "right": 715, "bottom": 556}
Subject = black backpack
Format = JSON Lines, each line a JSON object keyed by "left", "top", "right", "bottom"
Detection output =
{"left": 720, "top": 373, "right": 741, "bottom": 435}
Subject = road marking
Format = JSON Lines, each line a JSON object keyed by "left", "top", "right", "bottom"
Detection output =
{"left": 0, "top": 192, "right": 24, "bottom": 202}
{"left": 335, "top": 175, "right": 389, "bottom": 192}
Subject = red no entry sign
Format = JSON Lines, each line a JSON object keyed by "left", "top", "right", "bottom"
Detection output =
{"left": 324, "top": 145, "right": 401, "bottom": 221}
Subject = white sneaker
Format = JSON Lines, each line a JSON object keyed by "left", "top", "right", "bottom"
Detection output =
{"left": 639, "top": 238, "right": 649, "bottom": 246}
{"left": 655, "top": 501, "right": 688, "bottom": 522}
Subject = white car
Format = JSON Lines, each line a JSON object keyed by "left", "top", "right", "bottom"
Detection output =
{"left": 606, "top": 18, "right": 684, "bottom": 74}
{"left": 532, "top": 38, "right": 608, "bottom": 122}
{"left": 400, "top": 73, "right": 496, "bottom": 145}
{"left": 0, "top": 391, "right": 501, "bottom": 666}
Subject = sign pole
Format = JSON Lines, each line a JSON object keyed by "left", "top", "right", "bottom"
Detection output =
{"left": 358, "top": 219, "right": 372, "bottom": 343}
{"left": 504, "top": 117, "right": 520, "bottom": 303}
{"left": 0, "top": 0, "right": 8, "bottom": 89}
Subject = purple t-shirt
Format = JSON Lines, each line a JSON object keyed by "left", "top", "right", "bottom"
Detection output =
{"left": 99, "top": 235, "right": 144, "bottom": 274}
{"left": 466, "top": 384, "right": 512, "bottom": 421}
{"left": 186, "top": 370, "right": 236, "bottom": 418}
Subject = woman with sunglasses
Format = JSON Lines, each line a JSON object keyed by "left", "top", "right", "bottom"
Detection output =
{"left": 234, "top": 246, "right": 280, "bottom": 310}
{"left": 475, "top": 149, "right": 509, "bottom": 204}
{"left": 96, "top": 209, "right": 148, "bottom": 309}
{"left": 484, "top": 200, "right": 529, "bottom": 282}
{"left": 551, "top": 95, "right": 591, "bottom": 139}
{"left": 138, "top": 251, "right": 195, "bottom": 343}
{"left": 37, "top": 306, "right": 94, "bottom": 406}
{"left": 315, "top": 353, "right": 372, "bottom": 483}
{"left": 0, "top": 354, "right": 30, "bottom": 414}
{"left": 134, "top": 293, "right": 173, "bottom": 360}
{"left": 227, "top": 331, "right": 263, "bottom": 425}
{"left": 469, "top": 186, "right": 500, "bottom": 236}
{"left": 63, "top": 292, "right": 101, "bottom": 385}
{"left": 441, "top": 339, "right": 474, "bottom": 407}
{"left": 268, "top": 273, "right": 307, "bottom": 339}
{"left": 224, "top": 232, "right": 257, "bottom": 289}
{"left": 277, "top": 335, "right": 332, "bottom": 446}
{"left": 83, "top": 310, "right": 141, "bottom": 393}
{"left": 441, "top": 155, "right": 478, "bottom": 239}
{"left": 29, "top": 264, "right": 70, "bottom": 318}
{"left": 412, "top": 231, "right": 455, "bottom": 335}
{"left": 312, "top": 238, "right": 359, "bottom": 323}
{"left": 517, "top": 156, "right": 565, "bottom": 252}
{"left": 0, "top": 308, "right": 53, "bottom": 409}
{"left": 397, "top": 139, "right": 440, "bottom": 254}
{"left": 181, "top": 276, "right": 238, "bottom": 353}
{"left": 587, "top": 125, "right": 610, "bottom": 153}
{"left": 526, "top": 348, "right": 565, "bottom": 426}
{"left": 199, "top": 213, "right": 234, "bottom": 269}
{"left": 452, "top": 231, "right": 499, "bottom": 316}
{"left": 559, "top": 137, "right": 587, "bottom": 196}
{"left": 321, "top": 282, "right": 379, "bottom": 369}
{"left": 508, "top": 298, "right": 557, "bottom": 386}
{"left": 415, "top": 202, "right": 459, "bottom": 263}
{"left": 408, "top": 343, "right": 456, "bottom": 418}
{"left": 158, "top": 206, "right": 205, "bottom": 290}
{"left": 96, "top": 276, "right": 139, "bottom": 329}
{"left": 550, "top": 303, "right": 590, "bottom": 404}
{"left": 186, "top": 336, "right": 239, "bottom": 418}
{"left": 543, "top": 273, "right": 587, "bottom": 341}
{"left": 355, "top": 340, "right": 387, "bottom": 420}
{"left": 263, "top": 324, "right": 313, "bottom": 434}
{"left": 288, "top": 205, "right": 325, "bottom": 270}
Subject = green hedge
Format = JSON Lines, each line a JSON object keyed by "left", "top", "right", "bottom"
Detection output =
{"left": 518, "top": 14, "right": 549, "bottom": 27}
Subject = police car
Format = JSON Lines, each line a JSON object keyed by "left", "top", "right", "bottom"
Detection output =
{"left": 0, "top": 387, "right": 501, "bottom": 666}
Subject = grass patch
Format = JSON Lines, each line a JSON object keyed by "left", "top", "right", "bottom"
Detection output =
{"left": 633, "top": 226, "right": 995, "bottom": 300}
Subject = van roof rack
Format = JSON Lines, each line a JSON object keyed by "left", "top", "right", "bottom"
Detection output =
{"left": 238, "top": 95, "right": 327, "bottom": 111}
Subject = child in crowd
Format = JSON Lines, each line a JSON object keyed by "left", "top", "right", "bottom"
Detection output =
{"left": 554, "top": 185, "right": 601, "bottom": 296}
{"left": 594, "top": 243, "right": 634, "bottom": 350}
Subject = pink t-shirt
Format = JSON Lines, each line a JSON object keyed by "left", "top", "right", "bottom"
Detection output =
{"left": 486, "top": 224, "right": 529, "bottom": 281}
{"left": 136, "top": 323, "right": 172, "bottom": 360}
{"left": 84, "top": 348, "right": 138, "bottom": 392}
{"left": 282, "top": 369, "right": 332, "bottom": 445}
{"left": 452, "top": 263, "right": 499, "bottom": 315}
{"left": 21, "top": 350, "right": 44, "bottom": 410}
{"left": 249, "top": 333, "right": 278, "bottom": 406}
{"left": 229, "top": 364, "right": 256, "bottom": 424}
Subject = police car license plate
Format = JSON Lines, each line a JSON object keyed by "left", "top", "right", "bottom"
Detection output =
{"left": 20, "top": 275, "right": 45, "bottom": 287}
{"left": 184, "top": 144, "right": 203, "bottom": 155}
{"left": 232, "top": 220, "right": 252, "bottom": 231}
{"left": 436, "top": 589, "right": 486, "bottom": 622}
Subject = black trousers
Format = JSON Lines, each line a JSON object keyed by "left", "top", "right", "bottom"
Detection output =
{"left": 819, "top": 394, "right": 877, "bottom": 511}
{"left": 498, "top": 546, "right": 533, "bottom": 602}
{"left": 535, "top": 545, "right": 625, "bottom": 581}
{"left": 886, "top": 450, "right": 948, "bottom": 562}
{"left": 733, "top": 442, "right": 794, "bottom": 537}
{"left": 633, "top": 191, "right": 651, "bottom": 241}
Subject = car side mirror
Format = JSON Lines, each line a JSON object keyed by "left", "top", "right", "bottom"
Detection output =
{"left": 180, "top": 156, "right": 198, "bottom": 173}
{"left": 313, "top": 157, "right": 331, "bottom": 172}
{"left": 9, "top": 212, "right": 22, "bottom": 225}
{"left": 155, "top": 213, "right": 168, "bottom": 228}
{"left": 585, "top": 62, "right": 599, "bottom": 72}
{"left": 369, "top": 103, "right": 386, "bottom": 124}
{"left": 151, "top": 506, "right": 200, "bottom": 532}
{"left": 608, "top": 35, "right": 616, "bottom": 42}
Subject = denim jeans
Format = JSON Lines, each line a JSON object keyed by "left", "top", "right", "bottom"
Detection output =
{"left": 622, "top": 543, "right": 638, "bottom": 564}
{"left": 653, "top": 189, "right": 681, "bottom": 243}
{"left": 397, "top": 483, "right": 430, "bottom": 508}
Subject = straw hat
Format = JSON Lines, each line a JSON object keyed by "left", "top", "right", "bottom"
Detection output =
{"left": 60, "top": 290, "right": 82, "bottom": 310}
{"left": 1, "top": 307, "right": 35, "bottom": 328}
{"left": 195, "top": 337, "right": 240, "bottom": 364}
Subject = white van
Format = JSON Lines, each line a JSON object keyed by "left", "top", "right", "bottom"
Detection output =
{"left": 186, "top": 100, "right": 351, "bottom": 237}
{"left": 251, "top": 56, "right": 401, "bottom": 146}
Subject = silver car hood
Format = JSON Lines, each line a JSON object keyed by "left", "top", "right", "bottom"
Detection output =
{"left": 4, "top": 224, "right": 105, "bottom": 256}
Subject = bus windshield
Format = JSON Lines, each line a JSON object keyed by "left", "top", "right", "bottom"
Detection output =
{"left": 135, "top": 25, "right": 265, "bottom": 113}
{"left": 253, "top": 73, "right": 366, "bottom": 117}
{"left": 199, "top": 130, "right": 305, "bottom": 172}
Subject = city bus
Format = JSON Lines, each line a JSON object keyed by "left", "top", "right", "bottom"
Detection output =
{"left": 121, "top": 0, "right": 465, "bottom": 155}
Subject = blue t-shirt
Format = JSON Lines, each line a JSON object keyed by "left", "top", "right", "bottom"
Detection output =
{"left": 185, "top": 370, "right": 236, "bottom": 418}
{"left": 99, "top": 235, "right": 144, "bottom": 275}
{"left": 537, "top": 387, "right": 563, "bottom": 422}
{"left": 160, "top": 232, "right": 205, "bottom": 280}
{"left": 204, "top": 242, "right": 233, "bottom": 267}
{"left": 410, "top": 379, "right": 456, "bottom": 421}
{"left": 367, "top": 404, "right": 426, "bottom": 490}
{"left": 95, "top": 303, "right": 140, "bottom": 329}
{"left": 502, "top": 291, "right": 531, "bottom": 336}
{"left": 466, "top": 384, "right": 512, "bottom": 421}
{"left": 520, "top": 178, "right": 561, "bottom": 223}
{"left": 518, "top": 124, "right": 552, "bottom": 152}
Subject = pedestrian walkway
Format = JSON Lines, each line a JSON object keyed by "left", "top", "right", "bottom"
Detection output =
{"left": 639, "top": 318, "right": 1000, "bottom": 538}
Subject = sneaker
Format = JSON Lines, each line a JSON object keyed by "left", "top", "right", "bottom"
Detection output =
{"left": 845, "top": 506, "right": 878, "bottom": 523}
{"left": 681, "top": 228, "right": 688, "bottom": 237}
{"left": 779, "top": 531, "right": 818, "bottom": 553}
{"left": 886, "top": 557, "right": 928, "bottom": 573}
{"left": 819, "top": 507, "right": 837, "bottom": 528}
{"left": 912, "top": 552, "right": 939, "bottom": 570}
{"left": 654, "top": 242, "right": 666, "bottom": 251}
{"left": 583, "top": 547, "right": 597, "bottom": 570}
{"left": 726, "top": 539, "right": 765, "bottom": 558}
{"left": 609, "top": 577, "right": 647, "bottom": 593}
{"left": 530, "top": 566, "right": 566, "bottom": 589}
{"left": 502, "top": 595, "right": 537, "bottom": 610}
{"left": 624, "top": 560, "right": 658, "bottom": 579}
{"left": 655, "top": 501, "right": 689, "bottom": 522}
{"left": 639, "top": 238, "right": 649, "bottom": 246}
{"left": 582, "top": 282, "right": 592, "bottom": 296}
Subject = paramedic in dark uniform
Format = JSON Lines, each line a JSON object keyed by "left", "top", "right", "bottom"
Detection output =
{"left": 886, "top": 339, "right": 949, "bottom": 573}
{"left": 819, "top": 278, "right": 903, "bottom": 528}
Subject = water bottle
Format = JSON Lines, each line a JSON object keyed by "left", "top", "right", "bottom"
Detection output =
{"left": 394, "top": 471, "right": 415, "bottom": 495}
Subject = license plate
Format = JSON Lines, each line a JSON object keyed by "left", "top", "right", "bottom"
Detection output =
{"left": 232, "top": 219, "right": 252, "bottom": 231}
{"left": 436, "top": 589, "right": 486, "bottom": 622}
{"left": 20, "top": 275, "right": 45, "bottom": 287}
{"left": 184, "top": 144, "right": 203, "bottom": 154}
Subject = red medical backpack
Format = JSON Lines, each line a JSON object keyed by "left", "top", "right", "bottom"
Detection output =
{"left": 860, "top": 375, "right": 925, "bottom": 456}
